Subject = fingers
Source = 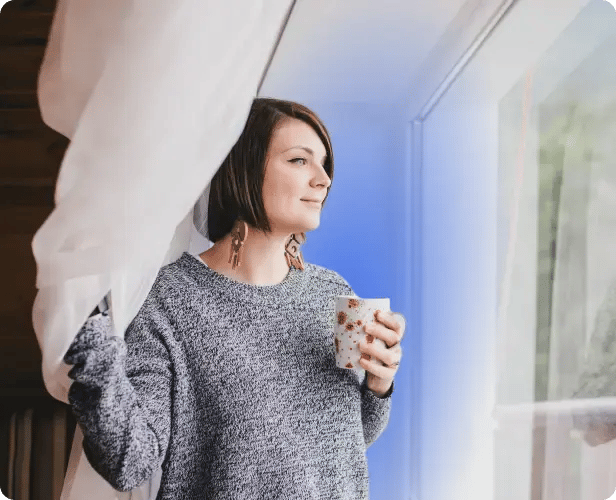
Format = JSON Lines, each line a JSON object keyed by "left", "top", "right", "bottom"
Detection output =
{"left": 359, "top": 339, "right": 402, "bottom": 369}
{"left": 358, "top": 356, "right": 398, "bottom": 379}
{"left": 364, "top": 310, "right": 404, "bottom": 348}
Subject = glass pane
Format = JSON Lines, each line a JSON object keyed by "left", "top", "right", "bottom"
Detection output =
{"left": 497, "top": 0, "right": 616, "bottom": 498}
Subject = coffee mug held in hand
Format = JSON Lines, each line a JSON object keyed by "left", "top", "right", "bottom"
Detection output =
{"left": 333, "top": 296, "right": 405, "bottom": 370}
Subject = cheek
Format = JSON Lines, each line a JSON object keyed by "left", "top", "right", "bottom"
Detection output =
{"left": 262, "top": 167, "right": 306, "bottom": 213}
{"left": 266, "top": 180, "right": 300, "bottom": 206}
{"left": 263, "top": 186, "right": 297, "bottom": 217}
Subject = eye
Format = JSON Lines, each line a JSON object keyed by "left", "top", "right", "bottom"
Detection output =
{"left": 290, "top": 157, "right": 307, "bottom": 165}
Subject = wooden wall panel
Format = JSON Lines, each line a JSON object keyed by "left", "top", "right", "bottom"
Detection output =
{"left": 0, "top": 92, "right": 38, "bottom": 109}
{"left": 0, "top": 234, "right": 43, "bottom": 387}
{"left": 0, "top": 0, "right": 58, "bottom": 394}
{"left": 0, "top": 338, "right": 42, "bottom": 387}
{"left": 1, "top": 0, "right": 57, "bottom": 14}
{"left": 0, "top": 186, "right": 55, "bottom": 205}
{"left": 0, "top": 206, "right": 53, "bottom": 234}
{"left": 0, "top": 47, "right": 46, "bottom": 92}
{"left": 0, "top": 108, "right": 48, "bottom": 132}
{"left": 0, "top": 12, "right": 53, "bottom": 45}
{"left": 0, "top": 134, "right": 66, "bottom": 180}
{"left": 0, "top": 234, "right": 39, "bottom": 316}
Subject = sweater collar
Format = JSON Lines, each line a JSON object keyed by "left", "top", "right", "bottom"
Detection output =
{"left": 178, "top": 251, "right": 307, "bottom": 304}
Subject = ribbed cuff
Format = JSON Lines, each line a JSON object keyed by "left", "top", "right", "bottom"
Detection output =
{"left": 361, "top": 379, "right": 394, "bottom": 399}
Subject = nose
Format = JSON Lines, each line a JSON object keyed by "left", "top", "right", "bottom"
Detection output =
{"left": 312, "top": 162, "right": 331, "bottom": 190}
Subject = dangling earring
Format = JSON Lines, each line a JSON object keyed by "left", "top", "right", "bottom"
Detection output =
{"left": 285, "top": 232, "right": 306, "bottom": 271}
{"left": 228, "top": 219, "right": 248, "bottom": 270}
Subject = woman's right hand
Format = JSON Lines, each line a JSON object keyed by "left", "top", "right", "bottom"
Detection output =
{"left": 62, "top": 306, "right": 171, "bottom": 492}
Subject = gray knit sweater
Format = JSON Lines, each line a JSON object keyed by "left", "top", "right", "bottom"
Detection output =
{"left": 64, "top": 251, "right": 392, "bottom": 499}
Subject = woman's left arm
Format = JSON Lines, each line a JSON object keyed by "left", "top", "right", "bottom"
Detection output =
{"left": 357, "top": 310, "right": 405, "bottom": 447}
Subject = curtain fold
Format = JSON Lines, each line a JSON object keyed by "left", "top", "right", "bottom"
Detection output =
{"left": 541, "top": 116, "right": 589, "bottom": 499}
{"left": 32, "top": 1, "right": 294, "bottom": 498}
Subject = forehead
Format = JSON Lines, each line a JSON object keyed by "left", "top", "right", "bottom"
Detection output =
{"left": 271, "top": 118, "right": 326, "bottom": 154}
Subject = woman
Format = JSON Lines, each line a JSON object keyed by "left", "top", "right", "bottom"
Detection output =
{"left": 64, "top": 97, "right": 405, "bottom": 498}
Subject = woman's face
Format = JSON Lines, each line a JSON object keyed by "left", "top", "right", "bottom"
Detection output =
{"left": 261, "top": 117, "right": 331, "bottom": 235}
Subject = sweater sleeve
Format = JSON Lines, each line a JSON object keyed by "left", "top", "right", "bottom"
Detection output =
{"left": 63, "top": 302, "right": 174, "bottom": 492}
{"left": 360, "top": 377, "right": 393, "bottom": 447}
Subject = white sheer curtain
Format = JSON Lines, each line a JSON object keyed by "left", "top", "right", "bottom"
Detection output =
{"left": 493, "top": 70, "right": 540, "bottom": 500}
{"left": 494, "top": 87, "right": 616, "bottom": 500}
{"left": 32, "top": 1, "right": 294, "bottom": 498}
{"left": 546, "top": 95, "right": 616, "bottom": 500}
{"left": 481, "top": 1, "right": 616, "bottom": 497}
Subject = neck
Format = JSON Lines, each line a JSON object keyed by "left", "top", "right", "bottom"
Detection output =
{"left": 200, "top": 227, "right": 296, "bottom": 286}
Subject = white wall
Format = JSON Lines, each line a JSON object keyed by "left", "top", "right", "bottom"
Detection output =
{"left": 419, "top": 85, "right": 498, "bottom": 500}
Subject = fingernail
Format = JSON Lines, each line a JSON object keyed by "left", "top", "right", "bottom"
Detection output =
{"left": 366, "top": 334, "right": 374, "bottom": 344}
{"left": 361, "top": 353, "right": 371, "bottom": 361}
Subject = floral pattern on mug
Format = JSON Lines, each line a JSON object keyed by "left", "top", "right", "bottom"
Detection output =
{"left": 334, "top": 296, "right": 390, "bottom": 370}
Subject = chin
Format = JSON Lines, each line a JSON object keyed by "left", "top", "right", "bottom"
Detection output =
{"left": 278, "top": 213, "right": 320, "bottom": 235}
{"left": 292, "top": 221, "right": 318, "bottom": 235}
{"left": 304, "top": 217, "right": 321, "bottom": 231}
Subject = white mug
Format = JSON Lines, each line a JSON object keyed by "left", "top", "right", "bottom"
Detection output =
{"left": 334, "top": 296, "right": 405, "bottom": 370}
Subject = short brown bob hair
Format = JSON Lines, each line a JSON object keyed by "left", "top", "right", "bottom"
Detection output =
{"left": 207, "top": 97, "right": 334, "bottom": 243}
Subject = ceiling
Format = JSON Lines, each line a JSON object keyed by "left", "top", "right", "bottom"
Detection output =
{"left": 261, "top": 0, "right": 470, "bottom": 105}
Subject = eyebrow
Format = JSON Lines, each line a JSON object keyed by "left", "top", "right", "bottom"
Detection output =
{"left": 283, "top": 146, "right": 327, "bottom": 163}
